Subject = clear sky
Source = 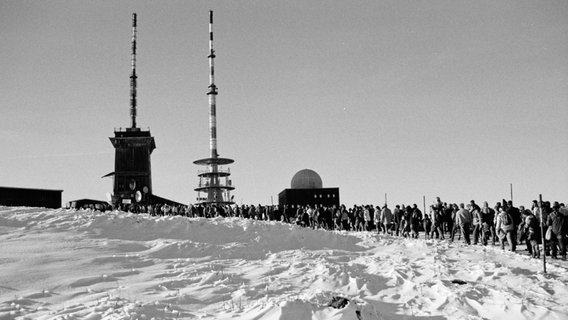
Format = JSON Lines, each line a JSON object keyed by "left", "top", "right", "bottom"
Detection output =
{"left": 1, "top": 0, "right": 567, "bottom": 208}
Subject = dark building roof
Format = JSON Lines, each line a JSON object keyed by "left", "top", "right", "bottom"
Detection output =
{"left": 150, "top": 194, "right": 187, "bottom": 207}
{"left": 0, "top": 186, "right": 63, "bottom": 209}
{"left": 0, "top": 186, "right": 63, "bottom": 192}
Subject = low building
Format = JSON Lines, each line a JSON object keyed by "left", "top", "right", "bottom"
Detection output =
{"left": 0, "top": 186, "right": 62, "bottom": 209}
{"left": 278, "top": 169, "right": 340, "bottom": 208}
{"left": 67, "top": 199, "right": 109, "bottom": 210}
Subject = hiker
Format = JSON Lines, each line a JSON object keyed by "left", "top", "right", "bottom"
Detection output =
{"left": 381, "top": 204, "right": 393, "bottom": 235}
{"left": 393, "top": 205, "right": 403, "bottom": 236}
{"left": 480, "top": 201, "right": 495, "bottom": 245}
{"left": 333, "top": 206, "right": 342, "bottom": 230}
{"left": 547, "top": 202, "right": 567, "bottom": 260}
{"left": 340, "top": 205, "right": 350, "bottom": 230}
{"left": 410, "top": 204, "right": 422, "bottom": 239}
{"left": 423, "top": 214, "right": 432, "bottom": 239}
{"left": 402, "top": 206, "right": 412, "bottom": 238}
{"left": 455, "top": 203, "right": 472, "bottom": 245}
{"left": 431, "top": 205, "right": 445, "bottom": 240}
{"left": 496, "top": 207, "right": 516, "bottom": 252}
{"left": 470, "top": 200, "right": 482, "bottom": 245}
{"left": 450, "top": 204, "right": 461, "bottom": 241}
{"left": 507, "top": 201, "right": 522, "bottom": 249}
{"left": 444, "top": 203, "right": 455, "bottom": 237}
{"left": 363, "top": 205, "right": 372, "bottom": 231}
{"left": 522, "top": 209, "right": 541, "bottom": 258}
{"left": 374, "top": 206, "right": 382, "bottom": 233}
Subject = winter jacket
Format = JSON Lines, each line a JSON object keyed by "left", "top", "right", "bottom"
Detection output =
{"left": 481, "top": 207, "right": 495, "bottom": 225}
{"left": 381, "top": 207, "right": 393, "bottom": 224}
{"left": 507, "top": 206, "right": 521, "bottom": 227}
{"left": 363, "top": 208, "right": 371, "bottom": 222}
{"left": 456, "top": 208, "right": 472, "bottom": 225}
{"left": 472, "top": 209, "right": 481, "bottom": 226}
{"left": 496, "top": 211, "right": 515, "bottom": 232}
{"left": 548, "top": 210, "right": 567, "bottom": 236}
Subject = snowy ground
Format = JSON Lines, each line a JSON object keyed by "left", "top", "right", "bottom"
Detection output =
{"left": 0, "top": 207, "right": 567, "bottom": 320}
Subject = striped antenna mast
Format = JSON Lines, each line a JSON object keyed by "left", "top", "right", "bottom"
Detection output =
{"left": 192, "top": 10, "right": 235, "bottom": 206}
{"left": 207, "top": 10, "right": 218, "bottom": 158}
{"left": 130, "top": 13, "right": 138, "bottom": 129}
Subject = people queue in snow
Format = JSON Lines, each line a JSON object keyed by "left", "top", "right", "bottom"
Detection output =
{"left": 92, "top": 197, "right": 568, "bottom": 261}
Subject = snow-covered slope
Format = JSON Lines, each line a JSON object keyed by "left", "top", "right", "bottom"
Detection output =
{"left": 0, "top": 207, "right": 566, "bottom": 320}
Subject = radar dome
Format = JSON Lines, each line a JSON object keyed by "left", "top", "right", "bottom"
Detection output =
{"left": 291, "top": 169, "right": 323, "bottom": 189}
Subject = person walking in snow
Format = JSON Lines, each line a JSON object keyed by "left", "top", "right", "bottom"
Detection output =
{"left": 410, "top": 204, "right": 422, "bottom": 239}
{"left": 333, "top": 206, "right": 342, "bottom": 230}
{"left": 547, "top": 202, "right": 567, "bottom": 260}
{"left": 455, "top": 203, "right": 472, "bottom": 245}
{"left": 301, "top": 206, "right": 310, "bottom": 227}
{"left": 496, "top": 207, "right": 516, "bottom": 252}
{"left": 374, "top": 206, "right": 382, "bottom": 233}
{"left": 423, "top": 214, "right": 432, "bottom": 239}
{"left": 282, "top": 204, "right": 290, "bottom": 223}
{"left": 355, "top": 206, "right": 365, "bottom": 232}
{"left": 363, "top": 205, "right": 372, "bottom": 231}
{"left": 306, "top": 205, "right": 315, "bottom": 228}
{"left": 444, "top": 203, "right": 455, "bottom": 238}
{"left": 393, "top": 205, "right": 403, "bottom": 236}
{"left": 506, "top": 201, "right": 521, "bottom": 249}
{"left": 470, "top": 200, "right": 482, "bottom": 245}
{"left": 480, "top": 201, "right": 495, "bottom": 246}
{"left": 522, "top": 209, "right": 540, "bottom": 258}
{"left": 340, "top": 205, "right": 350, "bottom": 231}
{"left": 431, "top": 205, "right": 445, "bottom": 240}
{"left": 349, "top": 207, "right": 357, "bottom": 231}
{"left": 402, "top": 206, "right": 412, "bottom": 238}
{"left": 381, "top": 204, "right": 393, "bottom": 235}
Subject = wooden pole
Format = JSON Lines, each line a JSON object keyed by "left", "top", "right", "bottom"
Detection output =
{"left": 423, "top": 196, "right": 427, "bottom": 240}
{"left": 510, "top": 184, "right": 513, "bottom": 203}
{"left": 539, "top": 194, "right": 546, "bottom": 274}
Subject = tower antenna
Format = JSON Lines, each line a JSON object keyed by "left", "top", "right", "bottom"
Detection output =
{"left": 130, "top": 13, "right": 138, "bottom": 129}
{"left": 193, "top": 10, "right": 235, "bottom": 206}
{"left": 207, "top": 10, "right": 218, "bottom": 158}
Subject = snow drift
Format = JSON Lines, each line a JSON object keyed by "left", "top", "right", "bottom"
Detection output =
{"left": 0, "top": 206, "right": 567, "bottom": 319}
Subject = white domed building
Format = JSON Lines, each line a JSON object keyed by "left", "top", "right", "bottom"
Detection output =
{"left": 278, "top": 169, "right": 339, "bottom": 208}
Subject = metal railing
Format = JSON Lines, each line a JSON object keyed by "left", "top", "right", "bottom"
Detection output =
{"left": 197, "top": 167, "right": 231, "bottom": 175}
{"left": 114, "top": 127, "right": 151, "bottom": 132}
{"left": 195, "top": 181, "right": 234, "bottom": 189}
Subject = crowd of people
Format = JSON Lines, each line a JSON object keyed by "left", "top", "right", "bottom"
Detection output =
{"left": 91, "top": 196, "right": 568, "bottom": 261}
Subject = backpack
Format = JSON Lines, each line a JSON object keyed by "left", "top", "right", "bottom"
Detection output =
{"left": 501, "top": 212, "right": 514, "bottom": 231}
{"left": 526, "top": 215, "right": 538, "bottom": 233}
{"left": 502, "top": 212, "right": 512, "bottom": 225}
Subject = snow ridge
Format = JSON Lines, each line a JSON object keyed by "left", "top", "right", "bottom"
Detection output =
{"left": 0, "top": 207, "right": 566, "bottom": 320}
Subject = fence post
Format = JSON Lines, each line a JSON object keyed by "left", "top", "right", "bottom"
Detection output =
{"left": 539, "top": 194, "right": 546, "bottom": 274}
{"left": 423, "top": 196, "right": 427, "bottom": 240}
